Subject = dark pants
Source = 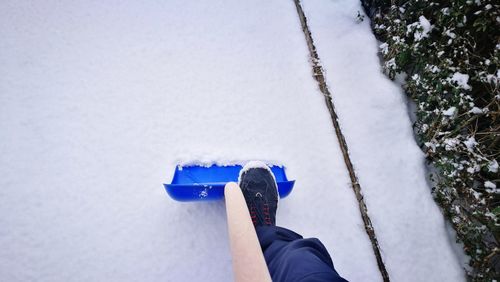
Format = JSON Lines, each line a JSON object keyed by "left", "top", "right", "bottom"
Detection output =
{"left": 256, "top": 226, "right": 348, "bottom": 282}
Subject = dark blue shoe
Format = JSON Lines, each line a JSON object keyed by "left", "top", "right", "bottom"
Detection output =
{"left": 238, "top": 161, "right": 278, "bottom": 226}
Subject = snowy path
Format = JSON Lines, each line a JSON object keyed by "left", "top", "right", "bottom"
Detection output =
{"left": 0, "top": 0, "right": 464, "bottom": 281}
{"left": 300, "top": 0, "right": 466, "bottom": 281}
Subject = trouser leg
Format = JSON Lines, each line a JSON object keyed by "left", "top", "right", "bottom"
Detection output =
{"left": 256, "top": 226, "right": 348, "bottom": 282}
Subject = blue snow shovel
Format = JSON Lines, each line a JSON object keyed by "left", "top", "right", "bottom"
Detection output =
{"left": 164, "top": 165, "right": 295, "bottom": 202}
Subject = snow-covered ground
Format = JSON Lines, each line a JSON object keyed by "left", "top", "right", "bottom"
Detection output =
{"left": 0, "top": 0, "right": 464, "bottom": 281}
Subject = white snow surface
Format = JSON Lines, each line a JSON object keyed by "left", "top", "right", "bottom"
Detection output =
{"left": 407, "top": 15, "right": 432, "bottom": 41}
{"left": 443, "top": 106, "right": 458, "bottom": 117}
{"left": 469, "top": 106, "right": 484, "bottom": 114}
{"left": 485, "top": 181, "right": 497, "bottom": 190}
{"left": 449, "top": 72, "right": 472, "bottom": 90}
{"left": 0, "top": 0, "right": 377, "bottom": 281}
{"left": 488, "top": 160, "right": 499, "bottom": 173}
{"left": 300, "top": 0, "right": 465, "bottom": 281}
{"left": 0, "top": 0, "right": 465, "bottom": 281}
{"left": 417, "top": 16, "right": 433, "bottom": 40}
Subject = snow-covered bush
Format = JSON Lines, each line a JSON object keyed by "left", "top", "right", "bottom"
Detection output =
{"left": 361, "top": 0, "right": 499, "bottom": 280}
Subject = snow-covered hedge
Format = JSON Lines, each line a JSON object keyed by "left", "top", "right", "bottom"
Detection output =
{"left": 361, "top": 0, "right": 499, "bottom": 280}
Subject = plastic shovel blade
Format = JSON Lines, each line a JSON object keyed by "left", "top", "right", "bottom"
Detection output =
{"left": 164, "top": 165, "right": 295, "bottom": 202}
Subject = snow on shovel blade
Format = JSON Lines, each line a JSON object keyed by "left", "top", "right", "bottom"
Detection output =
{"left": 164, "top": 165, "right": 295, "bottom": 202}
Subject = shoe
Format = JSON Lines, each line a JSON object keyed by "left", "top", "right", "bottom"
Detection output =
{"left": 238, "top": 161, "right": 278, "bottom": 226}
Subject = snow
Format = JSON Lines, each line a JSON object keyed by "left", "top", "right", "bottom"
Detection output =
{"left": 239, "top": 161, "right": 273, "bottom": 172}
{"left": 443, "top": 106, "right": 458, "bottom": 117}
{"left": 485, "top": 181, "right": 497, "bottom": 190}
{"left": 0, "top": 0, "right": 465, "bottom": 281}
{"left": 379, "top": 42, "right": 389, "bottom": 55}
{"left": 488, "top": 160, "right": 499, "bottom": 173}
{"left": 448, "top": 72, "right": 472, "bottom": 90}
{"left": 470, "top": 106, "right": 484, "bottom": 114}
{"left": 484, "top": 181, "right": 498, "bottom": 194}
{"left": 300, "top": 0, "right": 465, "bottom": 281}
{"left": 463, "top": 137, "right": 477, "bottom": 151}
{"left": 444, "top": 138, "right": 460, "bottom": 151}
{"left": 418, "top": 16, "right": 433, "bottom": 38}
{"left": 445, "top": 29, "right": 457, "bottom": 39}
{"left": 0, "top": 1, "right": 377, "bottom": 281}
{"left": 408, "top": 16, "right": 432, "bottom": 41}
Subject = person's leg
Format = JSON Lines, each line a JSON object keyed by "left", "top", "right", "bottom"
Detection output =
{"left": 224, "top": 182, "right": 272, "bottom": 282}
{"left": 256, "top": 225, "right": 348, "bottom": 282}
{"left": 228, "top": 161, "right": 347, "bottom": 281}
